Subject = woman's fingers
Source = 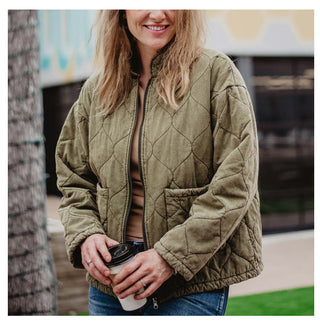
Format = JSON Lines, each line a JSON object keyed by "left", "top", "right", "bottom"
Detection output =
{"left": 134, "top": 281, "right": 158, "bottom": 300}
{"left": 105, "top": 236, "right": 120, "bottom": 247}
{"left": 83, "top": 259, "right": 111, "bottom": 285}
{"left": 113, "top": 256, "right": 142, "bottom": 286}
{"left": 80, "top": 233, "right": 120, "bottom": 284}
{"left": 113, "top": 249, "right": 174, "bottom": 298}
{"left": 87, "top": 245, "right": 110, "bottom": 277}
{"left": 101, "top": 236, "right": 119, "bottom": 262}
{"left": 113, "top": 263, "right": 145, "bottom": 296}
{"left": 95, "top": 239, "right": 112, "bottom": 265}
{"left": 117, "top": 277, "right": 147, "bottom": 299}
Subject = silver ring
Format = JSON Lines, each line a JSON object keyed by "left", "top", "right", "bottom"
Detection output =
{"left": 140, "top": 279, "right": 146, "bottom": 288}
{"left": 87, "top": 260, "right": 93, "bottom": 266}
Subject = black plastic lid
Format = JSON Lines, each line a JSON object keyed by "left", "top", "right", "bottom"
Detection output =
{"left": 104, "top": 243, "right": 136, "bottom": 267}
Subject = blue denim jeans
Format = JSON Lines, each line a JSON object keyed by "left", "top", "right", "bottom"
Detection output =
{"left": 89, "top": 285, "right": 229, "bottom": 316}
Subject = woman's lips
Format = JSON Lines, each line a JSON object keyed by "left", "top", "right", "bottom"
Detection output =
{"left": 144, "top": 25, "right": 169, "bottom": 33}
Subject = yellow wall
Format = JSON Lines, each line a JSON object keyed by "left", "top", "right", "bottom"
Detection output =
{"left": 206, "top": 10, "right": 313, "bottom": 41}
{"left": 205, "top": 10, "right": 314, "bottom": 55}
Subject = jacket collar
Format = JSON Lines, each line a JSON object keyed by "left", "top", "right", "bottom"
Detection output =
{"left": 130, "top": 39, "right": 173, "bottom": 78}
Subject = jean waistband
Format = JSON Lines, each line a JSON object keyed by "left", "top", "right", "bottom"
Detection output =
{"left": 126, "top": 240, "right": 145, "bottom": 254}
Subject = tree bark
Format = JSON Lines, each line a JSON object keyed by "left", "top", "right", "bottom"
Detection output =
{"left": 8, "top": 10, "right": 57, "bottom": 315}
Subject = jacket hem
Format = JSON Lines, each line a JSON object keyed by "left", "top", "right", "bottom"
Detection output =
{"left": 85, "top": 260, "right": 264, "bottom": 305}
{"left": 157, "top": 260, "right": 264, "bottom": 304}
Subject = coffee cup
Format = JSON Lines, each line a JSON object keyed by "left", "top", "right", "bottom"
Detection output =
{"left": 104, "top": 243, "right": 147, "bottom": 311}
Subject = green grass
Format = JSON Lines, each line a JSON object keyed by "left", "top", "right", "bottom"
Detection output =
{"left": 225, "top": 286, "right": 314, "bottom": 316}
{"left": 68, "top": 286, "right": 314, "bottom": 316}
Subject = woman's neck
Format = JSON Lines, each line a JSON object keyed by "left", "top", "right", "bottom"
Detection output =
{"left": 137, "top": 45, "right": 157, "bottom": 89}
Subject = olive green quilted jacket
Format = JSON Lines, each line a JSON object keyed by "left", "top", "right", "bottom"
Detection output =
{"left": 56, "top": 48, "right": 263, "bottom": 304}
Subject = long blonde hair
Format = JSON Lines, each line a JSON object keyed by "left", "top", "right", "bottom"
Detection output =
{"left": 93, "top": 10, "right": 206, "bottom": 115}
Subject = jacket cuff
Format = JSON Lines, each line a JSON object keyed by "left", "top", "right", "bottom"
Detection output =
{"left": 66, "top": 224, "right": 105, "bottom": 268}
{"left": 154, "top": 241, "right": 194, "bottom": 281}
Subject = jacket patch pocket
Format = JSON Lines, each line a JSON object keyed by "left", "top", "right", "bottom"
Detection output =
{"left": 96, "top": 184, "right": 109, "bottom": 228}
{"left": 164, "top": 185, "right": 209, "bottom": 230}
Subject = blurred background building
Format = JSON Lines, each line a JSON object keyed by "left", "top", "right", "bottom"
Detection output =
{"left": 39, "top": 10, "right": 314, "bottom": 235}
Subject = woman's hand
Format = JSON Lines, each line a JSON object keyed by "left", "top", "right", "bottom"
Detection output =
{"left": 112, "top": 248, "right": 174, "bottom": 300}
{"left": 80, "top": 234, "right": 119, "bottom": 285}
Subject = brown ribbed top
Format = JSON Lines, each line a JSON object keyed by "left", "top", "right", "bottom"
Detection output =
{"left": 126, "top": 85, "right": 144, "bottom": 242}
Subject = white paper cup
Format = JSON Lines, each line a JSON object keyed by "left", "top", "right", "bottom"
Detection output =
{"left": 106, "top": 244, "right": 147, "bottom": 311}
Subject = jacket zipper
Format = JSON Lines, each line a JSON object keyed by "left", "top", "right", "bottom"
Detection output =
{"left": 123, "top": 78, "right": 152, "bottom": 247}
{"left": 152, "top": 297, "right": 159, "bottom": 310}
{"left": 122, "top": 80, "right": 140, "bottom": 243}
{"left": 138, "top": 78, "right": 152, "bottom": 250}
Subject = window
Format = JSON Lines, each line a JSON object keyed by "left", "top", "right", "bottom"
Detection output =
{"left": 252, "top": 57, "right": 314, "bottom": 233}
{"left": 42, "top": 81, "right": 85, "bottom": 195}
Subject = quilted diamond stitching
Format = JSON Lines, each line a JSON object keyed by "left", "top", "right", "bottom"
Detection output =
{"left": 80, "top": 51, "right": 259, "bottom": 280}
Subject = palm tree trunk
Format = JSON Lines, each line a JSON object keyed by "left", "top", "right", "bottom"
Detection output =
{"left": 8, "top": 10, "right": 57, "bottom": 315}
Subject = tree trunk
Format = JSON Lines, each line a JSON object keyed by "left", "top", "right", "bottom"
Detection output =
{"left": 8, "top": 10, "right": 57, "bottom": 315}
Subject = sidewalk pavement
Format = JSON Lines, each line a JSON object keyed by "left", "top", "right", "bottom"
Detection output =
{"left": 46, "top": 195, "right": 314, "bottom": 298}
{"left": 229, "top": 229, "right": 314, "bottom": 297}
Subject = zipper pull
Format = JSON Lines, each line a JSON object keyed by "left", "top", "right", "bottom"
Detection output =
{"left": 152, "top": 297, "right": 159, "bottom": 310}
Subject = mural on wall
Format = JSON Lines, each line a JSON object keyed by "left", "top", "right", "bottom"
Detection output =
{"left": 38, "top": 10, "right": 97, "bottom": 88}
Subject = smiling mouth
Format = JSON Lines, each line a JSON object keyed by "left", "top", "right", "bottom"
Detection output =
{"left": 145, "top": 25, "right": 169, "bottom": 31}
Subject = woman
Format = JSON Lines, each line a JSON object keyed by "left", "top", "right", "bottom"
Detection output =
{"left": 56, "top": 10, "right": 263, "bottom": 315}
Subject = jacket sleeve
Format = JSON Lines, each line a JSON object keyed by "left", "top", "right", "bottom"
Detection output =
{"left": 55, "top": 80, "right": 105, "bottom": 268}
{"left": 154, "top": 60, "right": 259, "bottom": 281}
